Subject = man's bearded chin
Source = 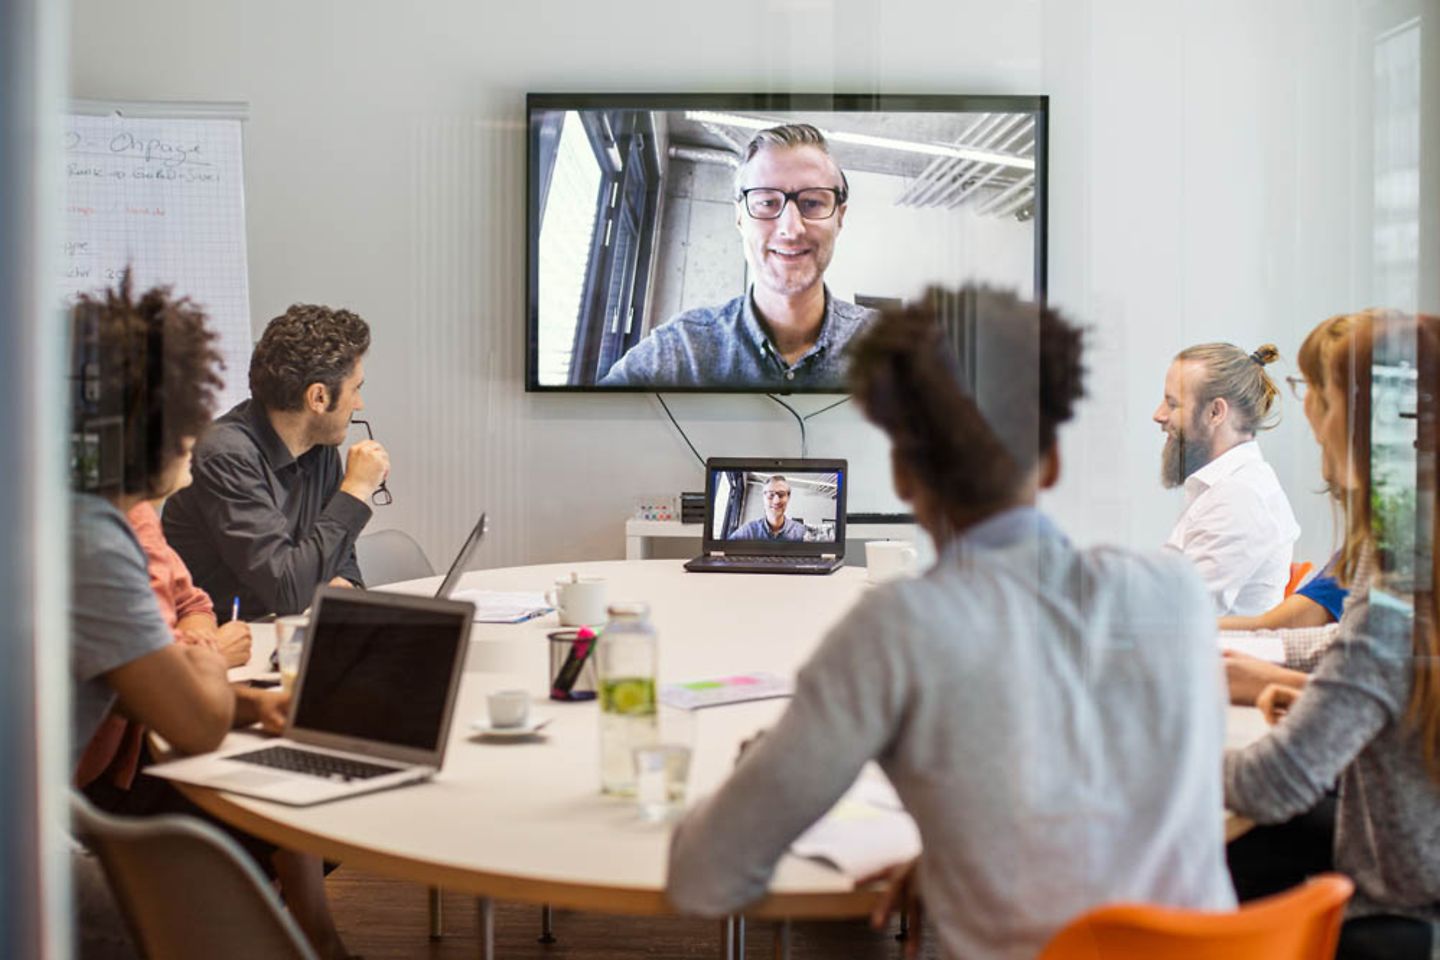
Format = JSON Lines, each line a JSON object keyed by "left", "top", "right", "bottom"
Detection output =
{"left": 1160, "top": 423, "right": 1212, "bottom": 488}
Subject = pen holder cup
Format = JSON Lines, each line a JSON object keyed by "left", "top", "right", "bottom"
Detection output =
{"left": 547, "top": 630, "right": 598, "bottom": 702}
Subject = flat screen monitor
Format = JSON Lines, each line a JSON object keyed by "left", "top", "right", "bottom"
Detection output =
{"left": 527, "top": 93, "right": 1048, "bottom": 393}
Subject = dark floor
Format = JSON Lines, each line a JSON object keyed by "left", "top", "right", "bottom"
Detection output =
{"left": 328, "top": 867, "right": 940, "bottom": 960}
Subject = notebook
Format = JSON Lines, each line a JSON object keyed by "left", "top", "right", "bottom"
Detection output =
{"left": 149, "top": 588, "right": 473, "bottom": 806}
{"left": 685, "top": 457, "right": 847, "bottom": 575}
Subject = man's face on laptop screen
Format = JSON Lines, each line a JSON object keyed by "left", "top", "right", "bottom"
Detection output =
{"left": 714, "top": 470, "right": 840, "bottom": 543}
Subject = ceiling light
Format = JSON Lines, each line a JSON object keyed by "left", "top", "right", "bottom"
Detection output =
{"left": 683, "top": 110, "right": 1034, "bottom": 171}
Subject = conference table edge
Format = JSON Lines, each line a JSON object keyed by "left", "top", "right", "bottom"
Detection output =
{"left": 172, "top": 781, "right": 880, "bottom": 920}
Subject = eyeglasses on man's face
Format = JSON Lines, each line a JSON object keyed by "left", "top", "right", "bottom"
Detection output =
{"left": 348, "top": 418, "right": 393, "bottom": 506}
{"left": 1285, "top": 375, "right": 1308, "bottom": 402}
{"left": 762, "top": 489, "right": 790, "bottom": 501}
{"left": 737, "top": 187, "right": 847, "bottom": 221}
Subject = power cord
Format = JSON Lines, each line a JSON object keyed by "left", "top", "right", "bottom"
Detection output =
{"left": 656, "top": 392, "right": 853, "bottom": 466}
{"left": 654, "top": 394, "right": 706, "bottom": 469}
{"left": 766, "top": 395, "right": 807, "bottom": 457}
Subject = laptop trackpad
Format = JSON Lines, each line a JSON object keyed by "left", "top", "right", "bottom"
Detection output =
{"left": 208, "top": 769, "right": 293, "bottom": 790}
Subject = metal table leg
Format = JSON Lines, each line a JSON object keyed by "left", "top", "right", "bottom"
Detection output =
{"left": 538, "top": 903, "right": 556, "bottom": 944}
{"left": 772, "top": 918, "right": 791, "bottom": 960}
{"left": 720, "top": 914, "right": 747, "bottom": 959}
{"left": 428, "top": 887, "right": 443, "bottom": 940}
{"left": 477, "top": 897, "right": 494, "bottom": 960}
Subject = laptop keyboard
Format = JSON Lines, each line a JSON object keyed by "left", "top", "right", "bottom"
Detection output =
{"left": 691, "top": 555, "right": 835, "bottom": 571}
{"left": 228, "top": 745, "right": 404, "bottom": 782}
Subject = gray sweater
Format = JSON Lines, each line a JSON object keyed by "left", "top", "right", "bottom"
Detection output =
{"left": 1225, "top": 556, "right": 1440, "bottom": 932}
{"left": 668, "top": 508, "right": 1235, "bottom": 959}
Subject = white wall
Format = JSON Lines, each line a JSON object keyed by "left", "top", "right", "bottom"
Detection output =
{"left": 68, "top": 0, "right": 1386, "bottom": 572}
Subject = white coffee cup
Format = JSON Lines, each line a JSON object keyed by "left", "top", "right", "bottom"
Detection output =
{"left": 487, "top": 689, "right": 531, "bottom": 728}
{"left": 546, "top": 574, "right": 608, "bottom": 626}
{"left": 866, "top": 540, "right": 920, "bottom": 583}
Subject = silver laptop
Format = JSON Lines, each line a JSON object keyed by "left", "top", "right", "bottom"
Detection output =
{"left": 150, "top": 588, "right": 473, "bottom": 806}
{"left": 685, "top": 457, "right": 847, "bottom": 575}
{"left": 434, "top": 512, "right": 487, "bottom": 599}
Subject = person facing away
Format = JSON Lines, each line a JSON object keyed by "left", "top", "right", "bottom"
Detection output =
{"left": 729, "top": 475, "right": 806, "bottom": 541}
{"left": 667, "top": 286, "right": 1234, "bottom": 960}
{"left": 1224, "top": 309, "right": 1440, "bottom": 960}
{"left": 163, "top": 303, "right": 390, "bottom": 617}
{"left": 69, "top": 273, "right": 355, "bottom": 959}
{"left": 599, "top": 123, "right": 876, "bottom": 389}
{"left": 1153, "top": 341, "right": 1300, "bottom": 617}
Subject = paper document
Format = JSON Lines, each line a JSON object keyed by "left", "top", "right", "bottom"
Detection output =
{"left": 659, "top": 672, "right": 793, "bottom": 710}
{"left": 449, "top": 589, "right": 552, "bottom": 624}
{"left": 1217, "top": 630, "right": 1285, "bottom": 663}
{"left": 791, "top": 769, "right": 921, "bottom": 881}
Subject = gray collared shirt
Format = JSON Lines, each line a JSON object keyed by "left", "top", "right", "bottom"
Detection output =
{"left": 163, "top": 399, "right": 369, "bottom": 617}
{"left": 730, "top": 516, "right": 807, "bottom": 541}
{"left": 668, "top": 507, "right": 1234, "bottom": 958}
{"left": 599, "top": 287, "right": 876, "bottom": 390}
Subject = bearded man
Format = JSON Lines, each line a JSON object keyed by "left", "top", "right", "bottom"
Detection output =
{"left": 1152, "top": 342, "right": 1300, "bottom": 617}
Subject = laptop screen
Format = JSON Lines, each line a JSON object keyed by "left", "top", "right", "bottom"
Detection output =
{"left": 291, "top": 595, "right": 468, "bottom": 752}
{"left": 710, "top": 467, "right": 843, "bottom": 544}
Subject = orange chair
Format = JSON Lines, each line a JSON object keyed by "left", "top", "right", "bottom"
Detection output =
{"left": 1285, "top": 561, "right": 1315, "bottom": 598}
{"left": 1038, "top": 874, "right": 1353, "bottom": 960}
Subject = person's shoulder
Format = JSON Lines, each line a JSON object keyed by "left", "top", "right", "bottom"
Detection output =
{"left": 829, "top": 295, "right": 879, "bottom": 322}
{"left": 192, "top": 406, "right": 259, "bottom": 461}
{"left": 72, "top": 495, "right": 147, "bottom": 569}
{"left": 657, "top": 295, "right": 747, "bottom": 336}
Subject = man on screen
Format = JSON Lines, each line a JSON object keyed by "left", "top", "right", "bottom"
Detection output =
{"left": 729, "top": 476, "right": 807, "bottom": 541}
{"left": 600, "top": 123, "right": 876, "bottom": 389}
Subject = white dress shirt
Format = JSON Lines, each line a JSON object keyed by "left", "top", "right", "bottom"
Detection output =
{"left": 1164, "top": 440, "right": 1300, "bottom": 617}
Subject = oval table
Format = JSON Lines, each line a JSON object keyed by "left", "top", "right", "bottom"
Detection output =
{"left": 184, "top": 559, "right": 1268, "bottom": 959}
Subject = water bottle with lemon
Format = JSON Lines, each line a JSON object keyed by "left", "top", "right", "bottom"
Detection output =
{"left": 596, "top": 602, "right": 658, "bottom": 795}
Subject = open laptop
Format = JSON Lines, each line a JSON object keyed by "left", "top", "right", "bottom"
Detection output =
{"left": 434, "top": 512, "right": 488, "bottom": 599}
{"left": 150, "top": 588, "right": 473, "bottom": 806}
{"left": 685, "top": 457, "right": 847, "bottom": 575}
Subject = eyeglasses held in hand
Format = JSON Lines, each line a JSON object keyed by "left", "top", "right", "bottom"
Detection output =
{"left": 737, "top": 186, "right": 847, "bottom": 221}
{"left": 348, "top": 418, "right": 393, "bottom": 506}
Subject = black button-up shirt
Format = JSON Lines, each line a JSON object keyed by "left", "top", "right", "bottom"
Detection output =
{"left": 163, "top": 400, "right": 370, "bottom": 617}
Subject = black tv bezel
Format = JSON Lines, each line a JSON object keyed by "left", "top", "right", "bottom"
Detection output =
{"left": 525, "top": 92, "right": 1049, "bottom": 394}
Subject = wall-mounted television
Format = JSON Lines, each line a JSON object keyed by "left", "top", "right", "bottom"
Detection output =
{"left": 526, "top": 93, "right": 1048, "bottom": 393}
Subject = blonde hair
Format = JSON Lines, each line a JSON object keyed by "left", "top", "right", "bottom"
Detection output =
{"left": 732, "top": 123, "right": 848, "bottom": 198}
{"left": 1175, "top": 342, "right": 1281, "bottom": 434}
{"left": 1306, "top": 310, "right": 1440, "bottom": 783}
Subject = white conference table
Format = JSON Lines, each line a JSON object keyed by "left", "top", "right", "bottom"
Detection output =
{"left": 191, "top": 559, "right": 1268, "bottom": 959}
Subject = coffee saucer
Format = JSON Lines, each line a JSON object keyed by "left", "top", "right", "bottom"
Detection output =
{"left": 469, "top": 716, "right": 551, "bottom": 739}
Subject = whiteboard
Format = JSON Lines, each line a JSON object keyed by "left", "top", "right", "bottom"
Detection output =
{"left": 62, "top": 109, "right": 252, "bottom": 413}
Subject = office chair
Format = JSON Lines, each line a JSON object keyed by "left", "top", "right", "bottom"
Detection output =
{"left": 71, "top": 792, "right": 319, "bottom": 960}
{"left": 355, "top": 528, "right": 434, "bottom": 586}
{"left": 1038, "top": 873, "right": 1353, "bottom": 960}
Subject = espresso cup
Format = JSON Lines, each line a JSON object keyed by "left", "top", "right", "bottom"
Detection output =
{"left": 487, "top": 689, "right": 531, "bottom": 728}
{"left": 546, "top": 575, "right": 608, "bottom": 627}
{"left": 866, "top": 540, "right": 920, "bottom": 583}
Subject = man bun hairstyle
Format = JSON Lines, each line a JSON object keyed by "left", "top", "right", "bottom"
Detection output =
{"left": 69, "top": 269, "right": 225, "bottom": 498}
{"left": 733, "top": 123, "right": 848, "bottom": 199}
{"left": 1175, "top": 342, "right": 1281, "bottom": 435}
{"left": 847, "top": 285, "right": 1086, "bottom": 522}
{"left": 249, "top": 304, "right": 371, "bottom": 412}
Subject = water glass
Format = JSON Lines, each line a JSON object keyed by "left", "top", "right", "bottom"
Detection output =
{"left": 632, "top": 743, "right": 692, "bottom": 821}
{"left": 275, "top": 615, "right": 308, "bottom": 694}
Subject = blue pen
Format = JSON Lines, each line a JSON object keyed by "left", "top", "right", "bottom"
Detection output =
{"left": 230, "top": 596, "right": 240, "bottom": 622}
